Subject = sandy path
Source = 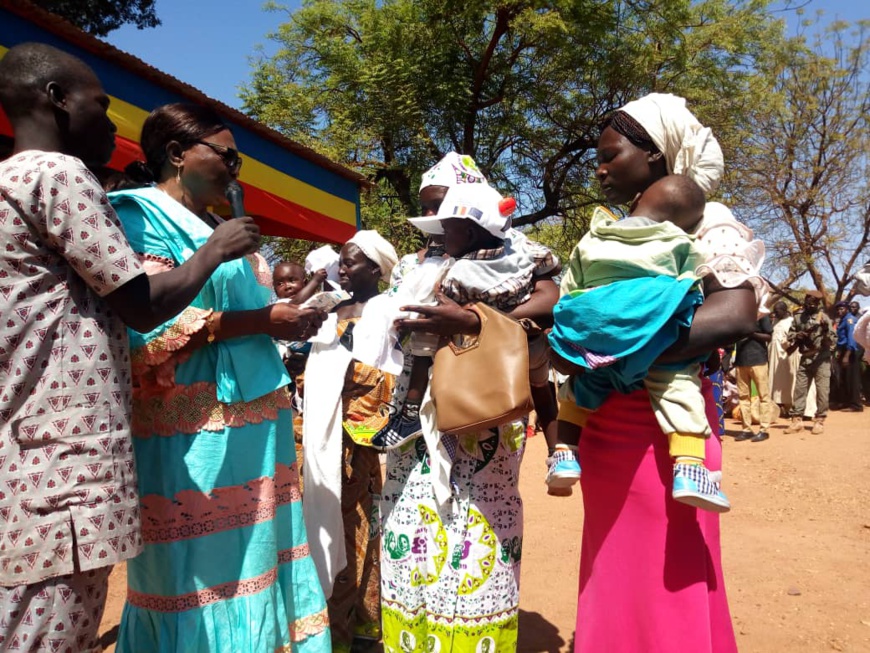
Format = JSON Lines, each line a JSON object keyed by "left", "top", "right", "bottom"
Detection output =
{"left": 99, "top": 410, "right": 870, "bottom": 652}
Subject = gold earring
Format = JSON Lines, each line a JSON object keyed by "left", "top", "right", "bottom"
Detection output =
{"left": 175, "top": 164, "right": 183, "bottom": 182}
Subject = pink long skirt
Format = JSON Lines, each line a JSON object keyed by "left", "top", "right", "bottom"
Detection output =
{"left": 575, "top": 379, "right": 738, "bottom": 653}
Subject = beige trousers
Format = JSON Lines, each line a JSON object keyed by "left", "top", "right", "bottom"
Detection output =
{"left": 737, "top": 364, "right": 776, "bottom": 430}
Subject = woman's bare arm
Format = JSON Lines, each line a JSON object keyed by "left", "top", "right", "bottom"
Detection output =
{"left": 398, "top": 275, "right": 560, "bottom": 335}
{"left": 506, "top": 277, "right": 559, "bottom": 327}
{"left": 657, "top": 285, "right": 758, "bottom": 363}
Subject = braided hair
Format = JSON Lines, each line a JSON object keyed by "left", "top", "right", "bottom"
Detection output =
{"left": 599, "top": 111, "right": 660, "bottom": 153}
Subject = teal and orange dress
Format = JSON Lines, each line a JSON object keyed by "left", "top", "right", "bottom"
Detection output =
{"left": 109, "top": 186, "right": 330, "bottom": 652}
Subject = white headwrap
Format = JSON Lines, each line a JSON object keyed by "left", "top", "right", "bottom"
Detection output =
{"left": 853, "top": 261, "right": 870, "bottom": 296}
{"left": 855, "top": 311, "right": 870, "bottom": 364}
{"left": 620, "top": 93, "right": 724, "bottom": 196}
{"left": 304, "top": 245, "right": 341, "bottom": 285}
{"left": 420, "top": 152, "right": 487, "bottom": 191}
{"left": 347, "top": 230, "right": 398, "bottom": 282}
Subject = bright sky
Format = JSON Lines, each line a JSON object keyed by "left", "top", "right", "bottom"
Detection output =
{"left": 107, "top": 0, "right": 299, "bottom": 109}
{"left": 105, "top": 0, "right": 868, "bottom": 110}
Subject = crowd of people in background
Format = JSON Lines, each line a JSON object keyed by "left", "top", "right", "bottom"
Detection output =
{"left": 1, "top": 40, "right": 868, "bottom": 653}
{"left": 722, "top": 293, "right": 867, "bottom": 442}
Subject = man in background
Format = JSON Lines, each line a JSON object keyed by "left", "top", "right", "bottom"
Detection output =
{"left": 786, "top": 291, "right": 835, "bottom": 434}
{"left": 734, "top": 316, "right": 775, "bottom": 442}
{"left": 836, "top": 301, "right": 863, "bottom": 412}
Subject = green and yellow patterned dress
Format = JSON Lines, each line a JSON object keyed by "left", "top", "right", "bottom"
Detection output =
{"left": 380, "top": 420, "right": 526, "bottom": 652}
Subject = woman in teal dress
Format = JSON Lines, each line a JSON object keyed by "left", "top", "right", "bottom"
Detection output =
{"left": 109, "top": 103, "right": 330, "bottom": 652}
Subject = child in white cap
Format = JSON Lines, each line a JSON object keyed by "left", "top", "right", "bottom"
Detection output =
{"left": 371, "top": 182, "right": 559, "bottom": 450}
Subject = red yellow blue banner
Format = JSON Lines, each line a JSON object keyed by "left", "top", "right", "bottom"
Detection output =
{"left": 0, "top": 5, "right": 363, "bottom": 243}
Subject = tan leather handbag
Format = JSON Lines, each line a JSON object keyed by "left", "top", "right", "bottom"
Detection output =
{"left": 430, "top": 303, "right": 533, "bottom": 434}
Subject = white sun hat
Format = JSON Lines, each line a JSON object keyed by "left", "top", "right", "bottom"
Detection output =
{"left": 408, "top": 183, "right": 511, "bottom": 239}
{"left": 419, "top": 152, "right": 488, "bottom": 190}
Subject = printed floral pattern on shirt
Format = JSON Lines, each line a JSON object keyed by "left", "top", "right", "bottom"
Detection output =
{"left": 0, "top": 151, "right": 144, "bottom": 584}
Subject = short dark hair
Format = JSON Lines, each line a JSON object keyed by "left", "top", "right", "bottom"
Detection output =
{"left": 274, "top": 261, "right": 304, "bottom": 275}
{"left": 125, "top": 103, "right": 229, "bottom": 184}
{"left": 0, "top": 42, "right": 96, "bottom": 121}
{"left": 640, "top": 174, "right": 706, "bottom": 231}
{"left": 665, "top": 174, "right": 706, "bottom": 213}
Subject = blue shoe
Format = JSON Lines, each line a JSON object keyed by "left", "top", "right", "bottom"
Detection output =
{"left": 546, "top": 448, "right": 581, "bottom": 493}
{"left": 370, "top": 407, "right": 422, "bottom": 451}
{"left": 672, "top": 463, "right": 731, "bottom": 513}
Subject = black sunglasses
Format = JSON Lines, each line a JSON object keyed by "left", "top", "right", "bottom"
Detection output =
{"left": 195, "top": 140, "right": 243, "bottom": 173}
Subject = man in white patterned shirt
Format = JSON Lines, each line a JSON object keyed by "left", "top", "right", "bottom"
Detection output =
{"left": 0, "top": 43, "right": 262, "bottom": 651}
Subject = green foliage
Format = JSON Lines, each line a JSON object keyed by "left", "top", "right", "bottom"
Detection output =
{"left": 730, "top": 19, "right": 870, "bottom": 306}
{"left": 242, "top": 0, "right": 789, "bottom": 250}
{"left": 33, "top": 0, "right": 160, "bottom": 36}
{"left": 524, "top": 205, "right": 596, "bottom": 270}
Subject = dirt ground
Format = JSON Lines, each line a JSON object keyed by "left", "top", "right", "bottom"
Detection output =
{"left": 99, "top": 410, "right": 870, "bottom": 652}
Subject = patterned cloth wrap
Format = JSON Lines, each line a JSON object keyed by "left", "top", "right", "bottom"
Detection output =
{"left": 380, "top": 423, "right": 526, "bottom": 652}
{"left": 296, "top": 316, "right": 393, "bottom": 650}
{"left": 380, "top": 233, "right": 530, "bottom": 650}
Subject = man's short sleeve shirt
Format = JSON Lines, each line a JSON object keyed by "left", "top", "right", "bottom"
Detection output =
{"left": 0, "top": 151, "right": 144, "bottom": 584}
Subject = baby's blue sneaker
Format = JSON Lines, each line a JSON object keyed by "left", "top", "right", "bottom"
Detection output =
{"left": 672, "top": 463, "right": 731, "bottom": 513}
{"left": 370, "top": 409, "right": 422, "bottom": 452}
{"left": 546, "top": 448, "right": 581, "bottom": 495}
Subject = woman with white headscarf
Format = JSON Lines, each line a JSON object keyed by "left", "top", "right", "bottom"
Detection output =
{"left": 559, "top": 94, "right": 760, "bottom": 653}
{"left": 297, "top": 230, "right": 397, "bottom": 653}
{"left": 379, "top": 153, "right": 560, "bottom": 651}
{"left": 387, "top": 152, "right": 488, "bottom": 291}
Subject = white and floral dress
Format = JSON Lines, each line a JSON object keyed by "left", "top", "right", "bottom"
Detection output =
{"left": 379, "top": 421, "right": 526, "bottom": 652}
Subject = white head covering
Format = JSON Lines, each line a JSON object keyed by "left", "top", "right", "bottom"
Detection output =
{"left": 408, "top": 184, "right": 510, "bottom": 239}
{"left": 304, "top": 245, "right": 341, "bottom": 285}
{"left": 853, "top": 261, "right": 870, "bottom": 296}
{"left": 855, "top": 311, "right": 870, "bottom": 364}
{"left": 346, "top": 230, "right": 398, "bottom": 282}
{"left": 619, "top": 93, "right": 724, "bottom": 196}
{"left": 419, "top": 152, "right": 487, "bottom": 191}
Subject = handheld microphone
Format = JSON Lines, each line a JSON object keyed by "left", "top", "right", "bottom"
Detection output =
{"left": 225, "top": 180, "right": 245, "bottom": 219}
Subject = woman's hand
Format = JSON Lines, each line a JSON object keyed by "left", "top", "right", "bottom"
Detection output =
{"left": 395, "top": 290, "right": 481, "bottom": 336}
{"left": 205, "top": 217, "right": 261, "bottom": 262}
{"left": 550, "top": 349, "right": 586, "bottom": 376}
{"left": 266, "top": 303, "right": 326, "bottom": 340}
